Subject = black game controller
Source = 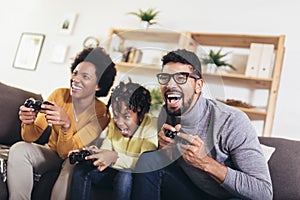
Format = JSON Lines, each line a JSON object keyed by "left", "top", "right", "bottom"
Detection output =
{"left": 165, "top": 130, "right": 178, "bottom": 139}
{"left": 69, "top": 150, "right": 97, "bottom": 165}
{"left": 165, "top": 130, "right": 191, "bottom": 145}
{"left": 24, "top": 99, "right": 54, "bottom": 111}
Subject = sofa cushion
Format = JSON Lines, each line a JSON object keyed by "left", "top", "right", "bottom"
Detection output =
{"left": 260, "top": 144, "right": 276, "bottom": 161}
{"left": 0, "top": 82, "right": 43, "bottom": 146}
{"left": 259, "top": 137, "right": 300, "bottom": 200}
{"left": 0, "top": 179, "right": 8, "bottom": 200}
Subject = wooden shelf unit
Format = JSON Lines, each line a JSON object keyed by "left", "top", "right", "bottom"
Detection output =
{"left": 188, "top": 32, "right": 285, "bottom": 136}
{"left": 105, "top": 28, "right": 190, "bottom": 52}
{"left": 105, "top": 28, "right": 285, "bottom": 137}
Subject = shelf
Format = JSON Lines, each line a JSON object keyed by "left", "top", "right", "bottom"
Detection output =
{"left": 111, "top": 28, "right": 185, "bottom": 44}
{"left": 203, "top": 72, "right": 272, "bottom": 89}
{"left": 116, "top": 62, "right": 161, "bottom": 72}
{"left": 190, "top": 33, "right": 283, "bottom": 49}
{"left": 234, "top": 106, "right": 267, "bottom": 121}
{"left": 116, "top": 62, "right": 272, "bottom": 89}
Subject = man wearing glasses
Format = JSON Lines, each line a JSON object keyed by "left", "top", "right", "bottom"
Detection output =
{"left": 132, "top": 49, "right": 272, "bottom": 200}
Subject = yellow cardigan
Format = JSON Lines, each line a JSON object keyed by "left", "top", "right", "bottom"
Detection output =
{"left": 21, "top": 88, "right": 110, "bottom": 158}
{"left": 101, "top": 114, "right": 158, "bottom": 170}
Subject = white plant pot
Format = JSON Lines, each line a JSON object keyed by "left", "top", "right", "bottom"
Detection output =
{"left": 140, "top": 21, "right": 150, "bottom": 29}
{"left": 206, "top": 63, "right": 217, "bottom": 73}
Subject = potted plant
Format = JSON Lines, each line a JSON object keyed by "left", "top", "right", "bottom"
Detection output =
{"left": 149, "top": 87, "right": 164, "bottom": 116}
{"left": 128, "top": 8, "right": 160, "bottom": 29}
{"left": 201, "top": 48, "right": 236, "bottom": 73}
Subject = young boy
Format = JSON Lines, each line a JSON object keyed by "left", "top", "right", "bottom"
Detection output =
{"left": 69, "top": 79, "right": 158, "bottom": 200}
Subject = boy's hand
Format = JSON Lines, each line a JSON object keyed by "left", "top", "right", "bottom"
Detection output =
{"left": 86, "top": 149, "right": 118, "bottom": 171}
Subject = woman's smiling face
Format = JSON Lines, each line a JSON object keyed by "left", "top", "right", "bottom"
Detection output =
{"left": 70, "top": 61, "right": 99, "bottom": 100}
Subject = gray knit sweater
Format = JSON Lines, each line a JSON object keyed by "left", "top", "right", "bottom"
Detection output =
{"left": 158, "top": 95, "right": 273, "bottom": 200}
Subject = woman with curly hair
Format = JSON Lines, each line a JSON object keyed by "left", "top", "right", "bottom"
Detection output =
{"left": 7, "top": 47, "right": 116, "bottom": 200}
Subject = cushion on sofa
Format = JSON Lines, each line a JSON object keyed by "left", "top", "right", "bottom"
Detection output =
{"left": 260, "top": 144, "right": 276, "bottom": 161}
{"left": 0, "top": 82, "right": 43, "bottom": 146}
{"left": 259, "top": 137, "right": 300, "bottom": 200}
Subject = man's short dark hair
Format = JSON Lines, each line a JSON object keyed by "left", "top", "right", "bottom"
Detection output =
{"left": 161, "top": 49, "right": 202, "bottom": 77}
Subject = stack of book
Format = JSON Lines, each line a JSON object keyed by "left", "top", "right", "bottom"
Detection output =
{"left": 245, "top": 43, "right": 275, "bottom": 78}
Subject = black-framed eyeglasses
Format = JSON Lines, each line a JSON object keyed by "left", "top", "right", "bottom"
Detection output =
{"left": 156, "top": 72, "right": 200, "bottom": 85}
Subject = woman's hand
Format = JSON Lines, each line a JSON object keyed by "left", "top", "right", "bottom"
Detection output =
{"left": 19, "top": 104, "right": 38, "bottom": 125}
{"left": 40, "top": 102, "right": 71, "bottom": 132}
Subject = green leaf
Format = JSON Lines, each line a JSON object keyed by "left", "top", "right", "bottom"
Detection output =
{"left": 128, "top": 8, "right": 160, "bottom": 24}
{"left": 201, "top": 48, "right": 236, "bottom": 70}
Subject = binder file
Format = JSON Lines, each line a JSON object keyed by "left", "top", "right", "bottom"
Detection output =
{"left": 257, "top": 44, "right": 274, "bottom": 78}
{"left": 245, "top": 43, "right": 263, "bottom": 77}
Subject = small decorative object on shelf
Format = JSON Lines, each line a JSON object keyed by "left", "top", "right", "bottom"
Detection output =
{"left": 83, "top": 36, "right": 100, "bottom": 48}
{"left": 201, "top": 48, "right": 236, "bottom": 73}
{"left": 121, "top": 47, "right": 143, "bottom": 63}
{"left": 217, "top": 99, "right": 255, "bottom": 109}
{"left": 128, "top": 8, "right": 160, "bottom": 29}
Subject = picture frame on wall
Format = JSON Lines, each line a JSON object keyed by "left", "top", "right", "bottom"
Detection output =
{"left": 60, "top": 13, "right": 77, "bottom": 35}
{"left": 13, "top": 32, "right": 45, "bottom": 71}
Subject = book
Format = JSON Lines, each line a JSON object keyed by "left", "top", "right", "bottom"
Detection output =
{"left": 245, "top": 43, "right": 263, "bottom": 77}
{"left": 257, "top": 44, "right": 275, "bottom": 78}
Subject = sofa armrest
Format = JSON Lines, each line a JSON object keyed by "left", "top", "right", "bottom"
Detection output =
{"left": 259, "top": 137, "right": 300, "bottom": 200}
{"left": 0, "top": 82, "right": 43, "bottom": 146}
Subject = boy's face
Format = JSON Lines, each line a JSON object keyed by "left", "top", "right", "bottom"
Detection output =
{"left": 113, "top": 101, "right": 139, "bottom": 138}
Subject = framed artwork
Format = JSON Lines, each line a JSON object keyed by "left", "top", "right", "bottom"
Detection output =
{"left": 13, "top": 32, "right": 45, "bottom": 71}
{"left": 60, "top": 13, "right": 77, "bottom": 35}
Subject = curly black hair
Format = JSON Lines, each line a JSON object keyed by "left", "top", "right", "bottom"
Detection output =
{"left": 107, "top": 79, "right": 151, "bottom": 122}
{"left": 70, "top": 47, "right": 117, "bottom": 97}
{"left": 161, "top": 49, "right": 202, "bottom": 77}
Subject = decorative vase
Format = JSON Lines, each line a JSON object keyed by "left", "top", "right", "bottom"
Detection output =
{"left": 140, "top": 21, "right": 150, "bottom": 29}
{"left": 205, "top": 63, "right": 217, "bottom": 73}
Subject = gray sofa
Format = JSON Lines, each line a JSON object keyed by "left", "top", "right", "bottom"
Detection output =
{"left": 0, "top": 82, "right": 300, "bottom": 200}
{"left": 259, "top": 137, "right": 300, "bottom": 200}
{"left": 0, "top": 82, "right": 56, "bottom": 200}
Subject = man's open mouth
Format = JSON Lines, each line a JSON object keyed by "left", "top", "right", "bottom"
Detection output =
{"left": 166, "top": 93, "right": 183, "bottom": 108}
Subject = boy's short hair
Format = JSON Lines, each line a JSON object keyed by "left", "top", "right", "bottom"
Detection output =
{"left": 108, "top": 79, "right": 151, "bottom": 119}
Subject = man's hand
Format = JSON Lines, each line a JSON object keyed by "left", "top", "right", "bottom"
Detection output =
{"left": 158, "top": 124, "right": 182, "bottom": 159}
{"left": 178, "top": 133, "right": 208, "bottom": 168}
{"left": 158, "top": 123, "right": 181, "bottom": 149}
{"left": 178, "top": 133, "right": 227, "bottom": 183}
{"left": 86, "top": 149, "right": 118, "bottom": 172}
